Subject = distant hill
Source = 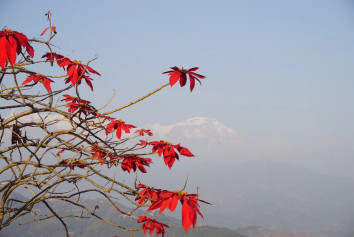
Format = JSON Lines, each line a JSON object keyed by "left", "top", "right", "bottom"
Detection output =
{"left": 236, "top": 226, "right": 315, "bottom": 237}
{"left": 198, "top": 160, "right": 354, "bottom": 237}
{"left": 0, "top": 197, "right": 247, "bottom": 237}
{"left": 148, "top": 117, "right": 354, "bottom": 237}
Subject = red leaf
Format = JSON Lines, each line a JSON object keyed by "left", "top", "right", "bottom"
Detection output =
{"left": 41, "top": 52, "right": 56, "bottom": 62}
{"left": 0, "top": 37, "right": 7, "bottom": 69}
{"left": 6, "top": 36, "right": 17, "bottom": 66}
{"left": 106, "top": 120, "right": 135, "bottom": 139}
{"left": 137, "top": 216, "right": 169, "bottom": 237}
{"left": 179, "top": 73, "right": 187, "bottom": 87}
{"left": 22, "top": 76, "right": 34, "bottom": 86}
{"left": 177, "top": 146, "right": 194, "bottom": 157}
{"left": 41, "top": 77, "right": 53, "bottom": 92}
{"left": 169, "top": 194, "right": 179, "bottom": 212}
{"left": 56, "top": 54, "right": 72, "bottom": 67}
{"left": 182, "top": 199, "right": 196, "bottom": 233}
{"left": 40, "top": 26, "right": 56, "bottom": 36}
{"left": 86, "top": 65, "right": 101, "bottom": 75}
{"left": 189, "top": 76, "right": 196, "bottom": 91}
{"left": 14, "top": 31, "right": 34, "bottom": 57}
{"left": 137, "top": 216, "right": 148, "bottom": 223}
{"left": 169, "top": 71, "right": 181, "bottom": 87}
{"left": 105, "top": 124, "right": 115, "bottom": 134}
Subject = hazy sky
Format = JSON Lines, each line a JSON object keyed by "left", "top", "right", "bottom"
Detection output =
{"left": 2, "top": 0, "right": 354, "bottom": 178}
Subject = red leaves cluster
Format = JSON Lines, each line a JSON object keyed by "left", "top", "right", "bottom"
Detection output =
{"left": 137, "top": 216, "right": 169, "bottom": 237}
{"left": 135, "top": 129, "right": 153, "bottom": 136}
{"left": 136, "top": 184, "right": 210, "bottom": 233}
{"left": 42, "top": 52, "right": 100, "bottom": 90}
{"left": 121, "top": 155, "right": 152, "bottom": 173}
{"left": 163, "top": 66, "right": 205, "bottom": 92}
{"left": 22, "top": 73, "right": 54, "bottom": 92}
{"left": 106, "top": 119, "right": 136, "bottom": 139}
{"left": 91, "top": 145, "right": 117, "bottom": 166}
{"left": 42, "top": 52, "right": 71, "bottom": 67}
{"left": 62, "top": 95, "right": 95, "bottom": 116}
{"left": 90, "top": 144, "right": 108, "bottom": 164}
{"left": 135, "top": 184, "right": 161, "bottom": 205}
{"left": 149, "top": 190, "right": 209, "bottom": 233}
{"left": 0, "top": 29, "right": 34, "bottom": 70}
{"left": 90, "top": 144, "right": 151, "bottom": 172}
{"left": 64, "top": 60, "right": 100, "bottom": 90}
{"left": 141, "top": 140, "right": 194, "bottom": 169}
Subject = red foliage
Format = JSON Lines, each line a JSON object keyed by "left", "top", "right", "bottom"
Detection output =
{"left": 137, "top": 216, "right": 169, "bottom": 237}
{"left": 42, "top": 52, "right": 71, "bottom": 67}
{"left": 163, "top": 66, "right": 205, "bottom": 92}
{"left": 62, "top": 95, "right": 95, "bottom": 116}
{"left": 106, "top": 119, "right": 136, "bottom": 139}
{"left": 40, "top": 26, "right": 56, "bottom": 36}
{"left": 0, "top": 29, "right": 34, "bottom": 69}
{"left": 135, "top": 184, "right": 161, "bottom": 205}
{"left": 22, "top": 73, "right": 54, "bottom": 92}
{"left": 121, "top": 155, "right": 152, "bottom": 173}
{"left": 42, "top": 52, "right": 100, "bottom": 90}
{"left": 148, "top": 190, "right": 210, "bottom": 233}
{"left": 141, "top": 140, "right": 194, "bottom": 169}
{"left": 135, "top": 129, "right": 153, "bottom": 136}
{"left": 63, "top": 59, "right": 100, "bottom": 89}
{"left": 90, "top": 144, "right": 108, "bottom": 164}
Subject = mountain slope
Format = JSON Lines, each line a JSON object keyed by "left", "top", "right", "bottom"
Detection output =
{"left": 198, "top": 160, "right": 354, "bottom": 237}
{"left": 149, "top": 118, "right": 354, "bottom": 237}
{"left": 0, "top": 197, "right": 247, "bottom": 237}
{"left": 236, "top": 226, "right": 315, "bottom": 237}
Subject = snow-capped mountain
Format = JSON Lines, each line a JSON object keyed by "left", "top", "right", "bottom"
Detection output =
{"left": 148, "top": 117, "right": 244, "bottom": 164}
{"left": 150, "top": 117, "right": 242, "bottom": 144}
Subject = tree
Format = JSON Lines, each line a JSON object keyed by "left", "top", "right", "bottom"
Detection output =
{"left": 0, "top": 11, "right": 209, "bottom": 237}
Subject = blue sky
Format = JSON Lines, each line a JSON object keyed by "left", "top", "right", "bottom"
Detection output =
{"left": 2, "top": 0, "right": 354, "bottom": 177}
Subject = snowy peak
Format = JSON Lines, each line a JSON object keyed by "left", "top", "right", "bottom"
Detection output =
{"left": 150, "top": 117, "right": 240, "bottom": 144}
